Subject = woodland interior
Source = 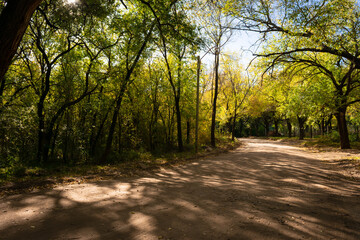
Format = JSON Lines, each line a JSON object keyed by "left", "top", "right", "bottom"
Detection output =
{"left": 0, "top": 0, "right": 359, "bottom": 179}
{"left": 1, "top": 1, "right": 360, "bottom": 239}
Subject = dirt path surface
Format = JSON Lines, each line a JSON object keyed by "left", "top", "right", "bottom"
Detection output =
{"left": 1, "top": 138, "right": 360, "bottom": 240}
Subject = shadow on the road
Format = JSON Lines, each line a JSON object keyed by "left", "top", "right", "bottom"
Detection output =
{"left": 1, "top": 144, "right": 360, "bottom": 239}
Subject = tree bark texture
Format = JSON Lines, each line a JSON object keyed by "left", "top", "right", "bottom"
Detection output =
{"left": 174, "top": 96, "right": 183, "bottom": 151}
{"left": 232, "top": 107, "right": 237, "bottom": 141}
{"left": 195, "top": 56, "right": 200, "bottom": 152}
{"left": 297, "top": 116, "right": 307, "bottom": 140}
{"left": 286, "top": 119, "right": 292, "bottom": 138}
{"left": 335, "top": 107, "right": 351, "bottom": 149}
{"left": 0, "top": 0, "right": 43, "bottom": 83}
{"left": 211, "top": 50, "right": 220, "bottom": 147}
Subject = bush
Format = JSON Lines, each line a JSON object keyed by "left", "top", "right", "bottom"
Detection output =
{"left": 350, "top": 133, "right": 360, "bottom": 142}
{"left": 325, "top": 131, "right": 340, "bottom": 142}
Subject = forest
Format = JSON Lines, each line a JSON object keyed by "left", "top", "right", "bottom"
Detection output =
{"left": 1, "top": 0, "right": 360, "bottom": 177}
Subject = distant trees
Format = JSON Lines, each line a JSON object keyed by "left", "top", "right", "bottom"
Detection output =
{"left": 195, "top": 0, "right": 234, "bottom": 147}
{"left": 225, "top": 0, "right": 360, "bottom": 148}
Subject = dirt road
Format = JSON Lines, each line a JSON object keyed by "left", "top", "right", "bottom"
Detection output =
{"left": 1, "top": 138, "right": 360, "bottom": 240}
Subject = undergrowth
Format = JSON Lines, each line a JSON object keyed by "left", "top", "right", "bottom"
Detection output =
{"left": 0, "top": 137, "right": 239, "bottom": 186}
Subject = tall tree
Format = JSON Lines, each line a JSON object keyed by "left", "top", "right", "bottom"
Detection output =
{"left": 228, "top": 0, "right": 360, "bottom": 148}
{"left": 197, "top": 0, "right": 233, "bottom": 147}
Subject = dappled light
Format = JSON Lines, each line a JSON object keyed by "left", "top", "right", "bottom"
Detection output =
{"left": 1, "top": 1, "right": 360, "bottom": 238}
{"left": 1, "top": 139, "right": 359, "bottom": 239}
{"left": 64, "top": 0, "right": 78, "bottom": 5}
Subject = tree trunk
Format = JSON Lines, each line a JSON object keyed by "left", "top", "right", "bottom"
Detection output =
{"left": 0, "top": 0, "right": 43, "bottom": 83}
{"left": 263, "top": 117, "right": 270, "bottom": 137}
{"left": 42, "top": 132, "right": 52, "bottom": 164}
{"left": 326, "top": 115, "right": 333, "bottom": 133}
{"left": 286, "top": 119, "right": 292, "bottom": 138}
{"left": 37, "top": 81, "right": 50, "bottom": 164}
{"left": 274, "top": 118, "right": 279, "bottom": 136}
{"left": 50, "top": 121, "right": 60, "bottom": 161}
{"left": 118, "top": 115, "right": 122, "bottom": 153}
{"left": 100, "top": 22, "right": 154, "bottom": 161}
{"left": 297, "top": 116, "right": 307, "bottom": 140}
{"left": 195, "top": 56, "right": 200, "bottom": 152}
{"left": 37, "top": 114, "right": 46, "bottom": 163}
{"left": 101, "top": 89, "right": 125, "bottom": 163}
{"left": 211, "top": 50, "right": 220, "bottom": 147}
{"left": 232, "top": 108, "right": 237, "bottom": 141}
{"left": 321, "top": 118, "right": 325, "bottom": 136}
{"left": 174, "top": 96, "right": 183, "bottom": 151}
{"left": 239, "top": 119, "right": 244, "bottom": 137}
{"left": 335, "top": 107, "right": 351, "bottom": 149}
{"left": 186, "top": 120, "right": 190, "bottom": 145}
{"left": 90, "top": 106, "right": 110, "bottom": 157}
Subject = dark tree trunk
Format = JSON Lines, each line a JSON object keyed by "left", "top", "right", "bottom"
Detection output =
{"left": 274, "top": 119, "right": 279, "bottom": 136}
{"left": 211, "top": 49, "right": 220, "bottom": 147}
{"left": 50, "top": 121, "right": 60, "bottom": 161}
{"left": 297, "top": 116, "right": 307, "bottom": 140}
{"left": 0, "top": 0, "right": 43, "bottom": 83}
{"left": 90, "top": 107, "right": 110, "bottom": 156}
{"left": 263, "top": 117, "right": 270, "bottom": 137}
{"left": 101, "top": 88, "right": 125, "bottom": 163}
{"left": 149, "top": 84, "right": 159, "bottom": 151}
{"left": 186, "top": 120, "right": 190, "bottom": 145}
{"left": 238, "top": 119, "right": 243, "bottom": 137}
{"left": 37, "top": 114, "right": 46, "bottom": 163}
{"left": 232, "top": 108, "right": 237, "bottom": 141}
{"left": 36, "top": 69, "right": 50, "bottom": 164}
{"left": 321, "top": 118, "right": 325, "bottom": 136}
{"left": 335, "top": 107, "right": 351, "bottom": 149}
{"left": 286, "top": 119, "right": 292, "bottom": 138}
{"left": 317, "top": 122, "right": 321, "bottom": 136}
{"left": 326, "top": 115, "right": 333, "bottom": 133}
{"left": 42, "top": 132, "right": 52, "bottom": 164}
{"left": 174, "top": 96, "right": 183, "bottom": 151}
{"left": 101, "top": 23, "right": 154, "bottom": 162}
{"left": 118, "top": 115, "right": 122, "bottom": 153}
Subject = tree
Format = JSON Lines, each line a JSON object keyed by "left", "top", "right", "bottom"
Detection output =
{"left": 196, "top": 0, "right": 234, "bottom": 147}
{"left": 0, "top": 0, "right": 124, "bottom": 91}
{"left": 227, "top": 0, "right": 360, "bottom": 148}
{"left": 101, "top": 2, "right": 156, "bottom": 162}
{"left": 220, "top": 54, "right": 252, "bottom": 140}
{"left": 0, "top": 0, "right": 43, "bottom": 85}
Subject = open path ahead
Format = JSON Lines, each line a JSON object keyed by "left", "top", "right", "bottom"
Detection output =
{"left": 1, "top": 139, "right": 360, "bottom": 240}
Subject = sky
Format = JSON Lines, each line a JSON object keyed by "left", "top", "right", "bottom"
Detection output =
{"left": 201, "top": 30, "right": 261, "bottom": 69}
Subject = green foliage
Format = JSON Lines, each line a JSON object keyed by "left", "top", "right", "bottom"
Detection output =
{"left": 2, "top": 0, "right": 360, "bottom": 180}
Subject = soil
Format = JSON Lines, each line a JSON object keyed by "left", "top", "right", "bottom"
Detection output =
{"left": 0, "top": 138, "right": 360, "bottom": 240}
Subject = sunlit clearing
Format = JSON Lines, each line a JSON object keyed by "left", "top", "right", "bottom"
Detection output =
{"left": 66, "top": 0, "right": 78, "bottom": 4}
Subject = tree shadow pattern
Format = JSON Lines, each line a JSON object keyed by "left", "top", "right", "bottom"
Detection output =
{"left": 0, "top": 139, "right": 360, "bottom": 240}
